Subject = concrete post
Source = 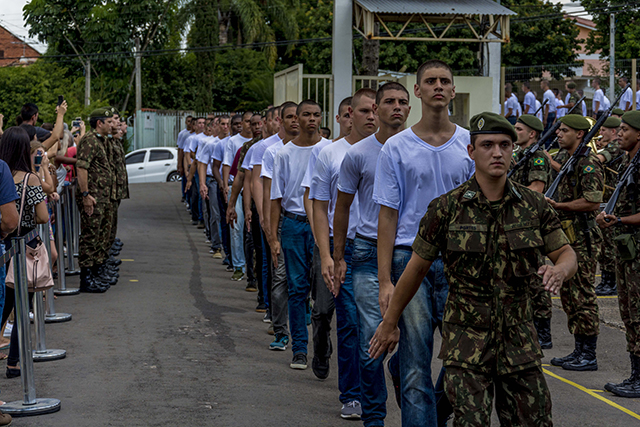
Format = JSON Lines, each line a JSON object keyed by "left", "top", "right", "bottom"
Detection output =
{"left": 332, "top": 0, "right": 353, "bottom": 118}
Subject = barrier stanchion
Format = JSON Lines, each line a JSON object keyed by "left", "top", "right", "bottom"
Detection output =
{"left": 38, "top": 223, "right": 72, "bottom": 321}
{"left": 32, "top": 291, "right": 66, "bottom": 362}
{"left": 70, "top": 184, "right": 80, "bottom": 258}
{"left": 54, "top": 195, "right": 78, "bottom": 295}
{"left": 2, "top": 234, "right": 61, "bottom": 416}
{"left": 63, "top": 187, "right": 79, "bottom": 276}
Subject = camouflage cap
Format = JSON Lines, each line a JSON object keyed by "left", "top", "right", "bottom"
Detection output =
{"left": 622, "top": 111, "right": 640, "bottom": 130}
{"left": 603, "top": 116, "right": 621, "bottom": 128}
{"left": 567, "top": 82, "right": 577, "bottom": 89}
{"left": 470, "top": 112, "right": 517, "bottom": 141}
{"left": 559, "top": 114, "right": 590, "bottom": 131}
{"left": 90, "top": 108, "right": 114, "bottom": 119}
{"left": 611, "top": 108, "right": 625, "bottom": 116}
{"left": 517, "top": 115, "right": 544, "bottom": 132}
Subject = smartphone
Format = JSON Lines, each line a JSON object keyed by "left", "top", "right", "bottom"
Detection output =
{"left": 72, "top": 117, "right": 81, "bottom": 128}
{"left": 57, "top": 95, "right": 64, "bottom": 106}
{"left": 34, "top": 154, "right": 43, "bottom": 172}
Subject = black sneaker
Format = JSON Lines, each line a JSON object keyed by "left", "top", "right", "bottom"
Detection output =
{"left": 290, "top": 353, "right": 308, "bottom": 370}
{"left": 245, "top": 281, "right": 257, "bottom": 291}
{"left": 312, "top": 356, "right": 330, "bottom": 380}
{"left": 255, "top": 302, "right": 267, "bottom": 312}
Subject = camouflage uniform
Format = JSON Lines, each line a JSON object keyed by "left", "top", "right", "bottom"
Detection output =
{"left": 600, "top": 141, "right": 626, "bottom": 274}
{"left": 568, "top": 92, "right": 581, "bottom": 114}
{"left": 412, "top": 177, "right": 569, "bottom": 427}
{"left": 76, "top": 131, "right": 116, "bottom": 268}
{"left": 108, "top": 136, "right": 129, "bottom": 245}
{"left": 554, "top": 152, "right": 604, "bottom": 336}
{"left": 238, "top": 137, "right": 261, "bottom": 171}
{"left": 510, "top": 147, "right": 553, "bottom": 322}
{"left": 612, "top": 155, "right": 640, "bottom": 356}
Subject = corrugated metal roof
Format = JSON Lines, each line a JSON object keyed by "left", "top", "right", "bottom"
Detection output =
{"left": 355, "top": 0, "right": 516, "bottom": 16}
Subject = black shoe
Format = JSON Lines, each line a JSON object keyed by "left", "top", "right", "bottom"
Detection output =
{"left": 597, "top": 271, "right": 618, "bottom": 296}
{"left": 534, "top": 318, "right": 553, "bottom": 350}
{"left": 80, "top": 267, "right": 108, "bottom": 293}
{"left": 312, "top": 356, "right": 330, "bottom": 380}
{"left": 110, "top": 249, "right": 121, "bottom": 256}
{"left": 610, "top": 354, "right": 640, "bottom": 397}
{"left": 290, "top": 353, "right": 308, "bottom": 370}
{"left": 255, "top": 302, "right": 267, "bottom": 313}
{"left": 606, "top": 354, "right": 638, "bottom": 392}
{"left": 6, "top": 367, "right": 20, "bottom": 378}
{"left": 191, "top": 220, "right": 198, "bottom": 225}
{"left": 563, "top": 335, "right": 597, "bottom": 371}
{"left": 550, "top": 335, "right": 583, "bottom": 366}
{"left": 107, "top": 256, "right": 122, "bottom": 267}
{"left": 94, "top": 265, "right": 117, "bottom": 286}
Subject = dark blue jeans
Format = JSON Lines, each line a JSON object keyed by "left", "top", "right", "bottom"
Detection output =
{"left": 216, "top": 185, "right": 232, "bottom": 265}
{"left": 280, "top": 216, "right": 314, "bottom": 355}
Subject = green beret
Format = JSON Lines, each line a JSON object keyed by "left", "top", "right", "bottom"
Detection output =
{"left": 559, "top": 114, "right": 590, "bottom": 131}
{"left": 567, "top": 82, "right": 577, "bottom": 89}
{"left": 603, "top": 116, "right": 621, "bottom": 128}
{"left": 90, "top": 108, "right": 114, "bottom": 119}
{"left": 469, "top": 112, "right": 517, "bottom": 142}
{"left": 517, "top": 115, "right": 544, "bottom": 132}
{"left": 611, "top": 108, "right": 625, "bottom": 116}
{"left": 110, "top": 106, "right": 120, "bottom": 116}
{"left": 622, "top": 111, "right": 640, "bottom": 130}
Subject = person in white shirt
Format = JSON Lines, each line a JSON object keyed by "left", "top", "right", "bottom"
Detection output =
{"left": 554, "top": 89, "right": 565, "bottom": 119}
{"left": 176, "top": 115, "right": 193, "bottom": 203}
{"left": 522, "top": 82, "right": 536, "bottom": 115}
{"left": 503, "top": 83, "right": 519, "bottom": 125}
{"left": 592, "top": 78, "right": 606, "bottom": 120}
{"left": 636, "top": 79, "right": 640, "bottom": 110}
{"left": 333, "top": 82, "right": 411, "bottom": 426}
{"left": 514, "top": 92, "right": 523, "bottom": 117}
{"left": 618, "top": 76, "right": 633, "bottom": 111}
{"left": 540, "top": 79, "right": 557, "bottom": 133}
{"left": 373, "top": 60, "right": 475, "bottom": 427}
{"left": 184, "top": 117, "right": 205, "bottom": 225}
{"left": 262, "top": 102, "right": 298, "bottom": 350}
{"left": 270, "top": 100, "right": 324, "bottom": 370}
{"left": 309, "top": 89, "right": 379, "bottom": 419}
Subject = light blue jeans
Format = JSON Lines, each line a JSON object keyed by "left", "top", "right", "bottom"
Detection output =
{"left": 390, "top": 249, "right": 448, "bottom": 427}
{"left": 228, "top": 191, "right": 245, "bottom": 271}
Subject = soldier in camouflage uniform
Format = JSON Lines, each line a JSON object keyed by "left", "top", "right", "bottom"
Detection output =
{"left": 545, "top": 114, "right": 604, "bottom": 371}
{"left": 560, "top": 82, "right": 581, "bottom": 114}
{"left": 76, "top": 108, "right": 119, "bottom": 293}
{"left": 597, "top": 110, "right": 640, "bottom": 398}
{"left": 512, "top": 115, "right": 554, "bottom": 349}
{"left": 107, "top": 109, "right": 128, "bottom": 260}
{"left": 595, "top": 117, "right": 625, "bottom": 295}
{"left": 369, "top": 113, "right": 577, "bottom": 426}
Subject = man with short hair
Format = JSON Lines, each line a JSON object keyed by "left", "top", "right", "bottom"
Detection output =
{"left": 334, "top": 97, "right": 353, "bottom": 141}
{"left": 540, "top": 79, "right": 557, "bottom": 134}
{"left": 592, "top": 78, "right": 606, "bottom": 120}
{"left": 619, "top": 77, "right": 633, "bottom": 111}
{"left": 333, "top": 82, "right": 411, "bottom": 426}
{"left": 523, "top": 82, "right": 536, "bottom": 115}
{"left": 105, "top": 108, "right": 127, "bottom": 269}
{"left": 320, "top": 127, "right": 331, "bottom": 139}
{"left": 185, "top": 117, "right": 206, "bottom": 226}
{"left": 177, "top": 115, "right": 193, "bottom": 202}
{"left": 374, "top": 60, "right": 475, "bottom": 426}
{"left": 503, "top": 83, "right": 519, "bottom": 125}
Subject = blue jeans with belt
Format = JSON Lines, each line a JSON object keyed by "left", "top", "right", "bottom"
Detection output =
{"left": 280, "top": 214, "right": 314, "bottom": 355}
{"left": 389, "top": 249, "right": 448, "bottom": 427}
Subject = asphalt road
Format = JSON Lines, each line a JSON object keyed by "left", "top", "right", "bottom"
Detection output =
{"left": 2, "top": 182, "right": 639, "bottom": 426}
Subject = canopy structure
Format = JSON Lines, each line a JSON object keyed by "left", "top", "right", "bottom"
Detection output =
{"left": 353, "top": 0, "right": 516, "bottom": 43}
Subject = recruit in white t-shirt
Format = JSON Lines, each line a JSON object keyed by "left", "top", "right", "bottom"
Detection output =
{"left": 176, "top": 128, "right": 190, "bottom": 149}
{"left": 309, "top": 138, "right": 359, "bottom": 239}
{"left": 523, "top": 92, "right": 536, "bottom": 114}
{"left": 183, "top": 132, "right": 201, "bottom": 153}
{"left": 301, "top": 138, "right": 332, "bottom": 190}
{"left": 261, "top": 140, "right": 284, "bottom": 179}
{"left": 337, "top": 133, "right": 383, "bottom": 240}
{"left": 241, "top": 140, "right": 260, "bottom": 171}
{"left": 212, "top": 135, "right": 230, "bottom": 176}
{"left": 593, "top": 88, "right": 605, "bottom": 113}
{"left": 373, "top": 125, "right": 475, "bottom": 247}
{"left": 251, "top": 133, "right": 282, "bottom": 168}
{"left": 196, "top": 136, "right": 219, "bottom": 176}
{"left": 271, "top": 142, "right": 318, "bottom": 216}
{"left": 543, "top": 89, "right": 557, "bottom": 114}
{"left": 619, "top": 87, "right": 633, "bottom": 110}
{"left": 223, "top": 134, "right": 252, "bottom": 167}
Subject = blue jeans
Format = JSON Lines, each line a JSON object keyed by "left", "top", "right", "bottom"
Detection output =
{"left": 391, "top": 249, "right": 448, "bottom": 427}
{"left": 0, "top": 243, "right": 5, "bottom": 320}
{"left": 352, "top": 237, "right": 386, "bottom": 426}
{"left": 228, "top": 191, "right": 245, "bottom": 271}
{"left": 543, "top": 112, "right": 557, "bottom": 146}
{"left": 280, "top": 216, "right": 314, "bottom": 354}
{"left": 216, "top": 185, "right": 232, "bottom": 264}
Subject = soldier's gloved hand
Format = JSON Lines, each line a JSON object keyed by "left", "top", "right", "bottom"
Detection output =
{"left": 538, "top": 264, "right": 566, "bottom": 295}
{"left": 369, "top": 319, "right": 400, "bottom": 360}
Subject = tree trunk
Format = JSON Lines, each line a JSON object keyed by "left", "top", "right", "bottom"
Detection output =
{"left": 362, "top": 23, "right": 379, "bottom": 80}
{"left": 218, "top": 10, "right": 230, "bottom": 44}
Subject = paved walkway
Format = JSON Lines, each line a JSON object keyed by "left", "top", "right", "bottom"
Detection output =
{"left": 3, "top": 182, "right": 639, "bottom": 426}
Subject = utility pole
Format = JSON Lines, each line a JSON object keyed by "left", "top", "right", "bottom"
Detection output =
{"left": 610, "top": 13, "right": 615, "bottom": 101}
{"left": 135, "top": 37, "right": 142, "bottom": 113}
{"left": 84, "top": 59, "right": 91, "bottom": 107}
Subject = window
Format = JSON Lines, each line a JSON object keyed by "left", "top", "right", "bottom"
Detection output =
{"left": 0, "top": 51, "right": 4, "bottom": 59}
{"left": 149, "top": 149, "right": 174, "bottom": 161}
{"left": 125, "top": 152, "right": 146, "bottom": 165}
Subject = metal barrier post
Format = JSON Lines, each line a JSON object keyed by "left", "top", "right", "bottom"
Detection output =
{"left": 54, "top": 195, "right": 79, "bottom": 295}
{"left": 2, "top": 236, "right": 61, "bottom": 416}
{"left": 38, "top": 223, "right": 72, "bottom": 321}
{"left": 63, "top": 187, "right": 79, "bottom": 276}
{"left": 32, "top": 291, "right": 66, "bottom": 362}
{"left": 70, "top": 184, "right": 80, "bottom": 258}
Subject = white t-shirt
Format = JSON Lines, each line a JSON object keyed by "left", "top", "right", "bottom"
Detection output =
{"left": 338, "top": 133, "right": 383, "bottom": 240}
{"left": 223, "top": 134, "right": 252, "bottom": 167}
{"left": 183, "top": 132, "right": 202, "bottom": 154}
{"left": 212, "top": 135, "right": 230, "bottom": 176}
{"left": 523, "top": 92, "right": 536, "bottom": 114}
{"left": 581, "top": 100, "right": 587, "bottom": 117}
{"left": 543, "top": 89, "right": 557, "bottom": 114}
{"left": 593, "top": 88, "right": 605, "bottom": 112}
{"left": 620, "top": 87, "right": 633, "bottom": 110}
{"left": 603, "top": 95, "right": 611, "bottom": 110}
{"left": 512, "top": 94, "right": 522, "bottom": 117}
{"left": 373, "top": 125, "right": 475, "bottom": 246}
{"left": 536, "top": 100, "right": 544, "bottom": 121}
{"left": 196, "top": 136, "right": 219, "bottom": 176}
{"left": 555, "top": 98, "right": 565, "bottom": 119}
{"left": 309, "top": 138, "right": 359, "bottom": 239}
{"left": 271, "top": 142, "right": 317, "bottom": 216}
{"left": 636, "top": 90, "right": 640, "bottom": 110}
{"left": 196, "top": 133, "right": 210, "bottom": 155}
{"left": 251, "top": 133, "right": 282, "bottom": 169}
{"left": 261, "top": 140, "right": 284, "bottom": 179}
{"left": 504, "top": 96, "right": 519, "bottom": 117}
{"left": 241, "top": 140, "right": 260, "bottom": 171}
{"left": 176, "top": 128, "right": 190, "bottom": 149}
{"left": 301, "top": 138, "right": 332, "bottom": 189}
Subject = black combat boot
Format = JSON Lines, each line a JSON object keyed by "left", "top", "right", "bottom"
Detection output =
{"left": 534, "top": 318, "right": 553, "bottom": 349}
{"left": 93, "top": 265, "right": 116, "bottom": 287}
{"left": 107, "top": 255, "right": 122, "bottom": 267}
{"left": 79, "top": 267, "right": 107, "bottom": 293}
{"left": 605, "top": 353, "right": 637, "bottom": 392}
{"left": 603, "top": 271, "right": 618, "bottom": 296}
{"left": 562, "top": 335, "right": 598, "bottom": 371}
{"left": 98, "top": 263, "right": 118, "bottom": 285}
{"left": 594, "top": 272, "right": 608, "bottom": 295}
{"left": 610, "top": 354, "right": 640, "bottom": 398}
{"left": 550, "top": 335, "right": 582, "bottom": 366}
{"left": 112, "top": 239, "right": 123, "bottom": 249}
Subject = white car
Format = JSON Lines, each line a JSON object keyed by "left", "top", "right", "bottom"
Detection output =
{"left": 125, "top": 147, "right": 179, "bottom": 183}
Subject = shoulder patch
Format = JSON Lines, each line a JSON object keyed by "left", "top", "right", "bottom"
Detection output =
{"left": 533, "top": 157, "right": 545, "bottom": 166}
{"left": 583, "top": 165, "right": 595, "bottom": 174}
{"left": 463, "top": 190, "right": 476, "bottom": 199}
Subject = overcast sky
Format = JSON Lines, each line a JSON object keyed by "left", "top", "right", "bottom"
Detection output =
{"left": 1, "top": 0, "right": 587, "bottom": 56}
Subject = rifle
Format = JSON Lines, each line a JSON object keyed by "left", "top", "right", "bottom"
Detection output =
{"left": 545, "top": 85, "right": 631, "bottom": 200}
{"left": 534, "top": 99, "right": 548, "bottom": 117}
{"left": 603, "top": 148, "right": 640, "bottom": 218}
{"left": 508, "top": 96, "right": 585, "bottom": 179}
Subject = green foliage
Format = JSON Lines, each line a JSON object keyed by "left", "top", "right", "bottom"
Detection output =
{"left": 582, "top": 0, "right": 640, "bottom": 60}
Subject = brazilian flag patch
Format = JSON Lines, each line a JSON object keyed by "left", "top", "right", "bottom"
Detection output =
{"left": 534, "top": 157, "right": 545, "bottom": 166}
{"left": 583, "top": 165, "right": 595, "bottom": 174}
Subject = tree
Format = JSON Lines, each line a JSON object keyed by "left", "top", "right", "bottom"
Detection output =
{"left": 582, "top": 0, "right": 640, "bottom": 61}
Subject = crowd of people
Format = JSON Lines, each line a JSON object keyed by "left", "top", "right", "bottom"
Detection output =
{"left": 0, "top": 101, "right": 129, "bottom": 425}
{"left": 176, "top": 58, "right": 640, "bottom": 426}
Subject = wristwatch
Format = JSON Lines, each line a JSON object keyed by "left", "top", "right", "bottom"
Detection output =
{"left": 617, "top": 217, "right": 623, "bottom": 226}
{"left": 82, "top": 191, "right": 90, "bottom": 198}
